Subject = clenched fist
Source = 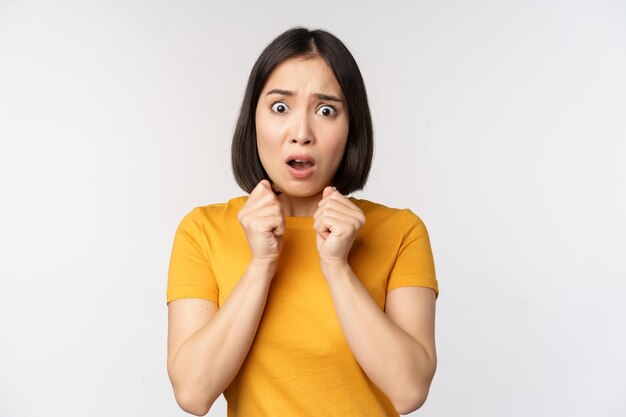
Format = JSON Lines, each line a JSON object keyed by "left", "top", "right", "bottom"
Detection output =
{"left": 237, "top": 180, "right": 285, "bottom": 267}
{"left": 313, "top": 186, "right": 365, "bottom": 270}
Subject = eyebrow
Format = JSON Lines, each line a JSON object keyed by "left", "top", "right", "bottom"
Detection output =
{"left": 265, "top": 88, "right": 344, "bottom": 103}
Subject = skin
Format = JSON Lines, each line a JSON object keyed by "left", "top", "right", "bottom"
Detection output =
{"left": 167, "top": 54, "right": 436, "bottom": 416}
{"left": 249, "top": 55, "right": 366, "bottom": 268}
{"left": 255, "top": 55, "right": 349, "bottom": 218}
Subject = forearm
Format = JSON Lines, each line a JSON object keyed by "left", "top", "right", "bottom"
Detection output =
{"left": 323, "top": 263, "right": 436, "bottom": 413}
{"left": 169, "top": 260, "right": 275, "bottom": 413}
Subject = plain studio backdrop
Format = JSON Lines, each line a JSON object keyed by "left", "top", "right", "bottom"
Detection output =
{"left": 1, "top": 0, "right": 625, "bottom": 416}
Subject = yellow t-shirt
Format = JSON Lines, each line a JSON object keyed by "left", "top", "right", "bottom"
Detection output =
{"left": 166, "top": 196, "right": 438, "bottom": 416}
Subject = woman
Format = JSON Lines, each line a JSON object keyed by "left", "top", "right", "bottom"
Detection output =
{"left": 166, "top": 27, "right": 439, "bottom": 416}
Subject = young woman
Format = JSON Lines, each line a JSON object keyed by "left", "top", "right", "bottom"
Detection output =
{"left": 166, "top": 27, "right": 439, "bottom": 416}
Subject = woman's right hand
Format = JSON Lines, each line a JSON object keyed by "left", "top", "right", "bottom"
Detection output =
{"left": 237, "top": 179, "right": 285, "bottom": 267}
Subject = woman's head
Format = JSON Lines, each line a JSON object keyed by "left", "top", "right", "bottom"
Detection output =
{"left": 231, "top": 27, "right": 373, "bottom": 196}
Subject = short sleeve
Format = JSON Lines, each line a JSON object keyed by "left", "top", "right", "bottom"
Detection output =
{"left": 386, "top": 209, "right": 439, "bottom": 299}
{"left": 166, "top": 207, "right": 219, "bottom": 305}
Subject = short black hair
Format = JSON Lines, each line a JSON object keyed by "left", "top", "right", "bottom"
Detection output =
{"left": 231, "top": 27, "right": 374, "bottom": 195}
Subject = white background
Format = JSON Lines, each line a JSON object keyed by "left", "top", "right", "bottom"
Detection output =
{"left": 1, "top": 1, "right": 625, "bottom": 416}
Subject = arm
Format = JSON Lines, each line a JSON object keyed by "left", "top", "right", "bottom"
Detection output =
{"left": 167, "top": 180, "right": 285, "bottom": 415}
{"left": 167, "top": 260, "right": 275, "bottom": 416}
{"left": 313, "top": 187, "right": 437, "bottom": 413}
{"left": 323, "top": 264, "right": 437, "bottom": 415}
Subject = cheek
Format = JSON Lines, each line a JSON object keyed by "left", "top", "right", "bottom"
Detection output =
{"left": 255, "top": 116, "right": 273, "bottom": 156}
{"left": 255, "top": 113, "right": 285, "bottom": 175}
{"left": 255, "top": 113, "right": 267, "bottom": 144}
{"left": 256, "top": 113, "right": 283, "bottom": 148}
{"left": 325, "top": 123, "right": 349, "bottom": 164}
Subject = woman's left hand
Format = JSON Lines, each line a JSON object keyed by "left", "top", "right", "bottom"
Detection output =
{"left": 313, "top": 186, "right": 366, "bottom": 270}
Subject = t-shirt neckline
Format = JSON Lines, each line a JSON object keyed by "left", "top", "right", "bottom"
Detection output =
{"left": 236, "top": 195, "right": 360, "bottom": 230}
{"left": 284, "top": 215, "right": 314, "bottom": 230}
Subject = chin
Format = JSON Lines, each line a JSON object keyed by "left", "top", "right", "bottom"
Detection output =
{"left": 275, "top": 181, "right": 323, "bottom": 198}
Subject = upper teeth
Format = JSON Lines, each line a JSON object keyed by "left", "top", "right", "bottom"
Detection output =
{"left": 295, "top": 160, "right": 307, "bottom": 162}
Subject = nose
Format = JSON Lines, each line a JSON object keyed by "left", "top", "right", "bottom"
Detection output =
{"left": 290, "top": 111, "right": 314, "bottom": 145}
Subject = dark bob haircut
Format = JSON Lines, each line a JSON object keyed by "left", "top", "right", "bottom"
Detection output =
{"left": 231, "top": 27, "right": 374, "bottom": 195}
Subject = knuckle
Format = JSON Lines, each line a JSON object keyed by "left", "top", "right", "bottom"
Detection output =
{"left": 259, "top": 193, "right": 273, "bottom": 206}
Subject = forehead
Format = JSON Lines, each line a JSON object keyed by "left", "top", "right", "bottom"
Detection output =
{"left": 262, "top": 56, "right": 343, "bottom": 96}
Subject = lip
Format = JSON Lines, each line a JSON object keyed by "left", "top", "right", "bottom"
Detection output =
{"left": 286, "top": 162, "right": 316, "bottom": 179}
{"left": 285, "top": 154, "right": 316, "bottom": 164}
{"left": 285, "top": 153, "right": 316, "bottom": 179}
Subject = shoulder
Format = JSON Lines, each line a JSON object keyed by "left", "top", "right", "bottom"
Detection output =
{"left": 178, "top": 196, "right": 249, "bottom": 229}
{"left": 349, "top": 197, "right": 426, "bottom": 230}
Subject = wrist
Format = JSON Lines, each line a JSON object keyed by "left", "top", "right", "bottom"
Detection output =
{"left": 248, "top": 258, "right": 278, "bottom": 279}
{"left": 320, "top": 259, "right": 351, "bottom": 276}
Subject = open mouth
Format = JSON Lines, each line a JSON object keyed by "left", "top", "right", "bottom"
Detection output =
{"left": 287, "top": 160, "right": 315, "bottom": 170}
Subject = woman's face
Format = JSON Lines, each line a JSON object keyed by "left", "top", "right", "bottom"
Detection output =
{"left": 255, "top": 56, "right": 349, "bottom": 197}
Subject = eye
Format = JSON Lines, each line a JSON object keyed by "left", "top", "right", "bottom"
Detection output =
{"left": 317, "top": 105, "right": 336, "bottom": 117}
{"left": 271, "top": 102, "right": 290, "bottom": 113}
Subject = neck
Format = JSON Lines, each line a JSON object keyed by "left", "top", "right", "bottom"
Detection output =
{"left": 278, "top": 191, "right": 324, "bottom": 217}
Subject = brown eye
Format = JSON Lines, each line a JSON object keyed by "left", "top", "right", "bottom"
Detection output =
{"left": 271, "top": 102, "right": 290, "bottom": 113}
{"left": 317, "top": 105, "right": 336, "bottom": 117}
